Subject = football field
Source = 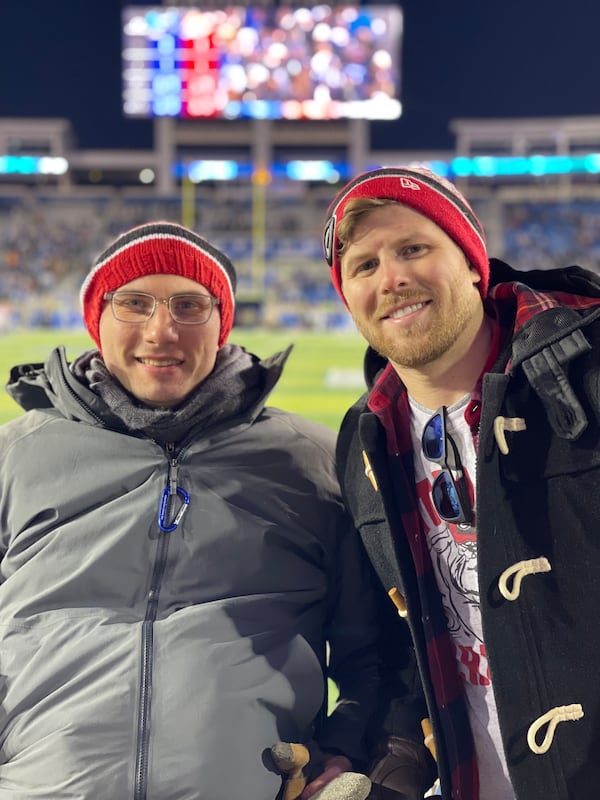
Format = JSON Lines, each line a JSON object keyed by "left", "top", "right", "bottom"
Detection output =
{"left": 0, "top": 327, "right": 368, "bottom": 429}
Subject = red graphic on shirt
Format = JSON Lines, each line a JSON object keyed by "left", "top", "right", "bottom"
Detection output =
{"left": 456, "top": 642, "right": 491, "bottom": 686}
{"left": 416, "top": 468, "right": 485, "bottom": 673}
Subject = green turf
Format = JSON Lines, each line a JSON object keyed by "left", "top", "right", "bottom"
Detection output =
{"left": 0, "top": 326, "right": 368, "bottom": 429}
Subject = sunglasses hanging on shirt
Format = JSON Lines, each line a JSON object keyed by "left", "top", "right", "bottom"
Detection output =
{"left": 421, "top": 406, "right": 474, "bottom": 527}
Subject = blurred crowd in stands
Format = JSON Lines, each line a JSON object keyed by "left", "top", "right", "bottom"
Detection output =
{"left": 502, "top": 199, "right": 600, "bottom": 272}
{"left": 1, "top": 186, "right": 600, "bottom": 333}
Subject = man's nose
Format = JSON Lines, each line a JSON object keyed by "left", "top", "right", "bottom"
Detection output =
{"left": 145, "top": 301, "right": 178, "bottom": 338}
{"left": 378, "top": 252, "right": 410, "bottom": 293}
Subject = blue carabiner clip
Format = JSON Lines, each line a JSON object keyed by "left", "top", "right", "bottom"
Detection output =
{"left": 158, "top": 485, "right": 190, "bottom": 532}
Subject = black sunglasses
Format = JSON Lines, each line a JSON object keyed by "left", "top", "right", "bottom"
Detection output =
{"left": 421, "top": 406, "right": 473, "bottom": 526}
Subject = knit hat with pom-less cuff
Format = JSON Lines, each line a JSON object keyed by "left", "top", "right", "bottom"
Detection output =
{"left": 323, "top": 166, "right": 489, "bottom": 302}
{"left": 81, "top": 222, "right": 237, "bottom": 349}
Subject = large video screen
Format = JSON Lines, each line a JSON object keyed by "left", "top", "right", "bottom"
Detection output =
{"left": 122, "top": 5, "right": 403, "bottom": 121}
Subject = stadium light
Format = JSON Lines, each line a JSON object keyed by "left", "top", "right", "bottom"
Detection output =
{"left": 0, "top": 156, "right": 69, "bottom": 175}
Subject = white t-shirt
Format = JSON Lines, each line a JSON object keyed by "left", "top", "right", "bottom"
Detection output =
{"left": 409, "top": 395, "right": 514, "bottom": 800}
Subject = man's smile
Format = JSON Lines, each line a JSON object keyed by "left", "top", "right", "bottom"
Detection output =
{"left": 136, "top": 357, "right": 184, "bottom": 367}
{"left": 385, "top": 301, "right": 429, "bottom": 320}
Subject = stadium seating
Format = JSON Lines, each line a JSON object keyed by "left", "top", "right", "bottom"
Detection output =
{"left": 2, "top": 187, "right": 600, "bottom": 331}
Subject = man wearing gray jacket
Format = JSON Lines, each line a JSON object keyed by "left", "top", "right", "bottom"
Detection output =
{"left": 0, "top": 222, "right": 380, "bottom": 800}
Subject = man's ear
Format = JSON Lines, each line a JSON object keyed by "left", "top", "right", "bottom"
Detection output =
{"left": 467, "top": 260, "right": 481, "bottom": 286}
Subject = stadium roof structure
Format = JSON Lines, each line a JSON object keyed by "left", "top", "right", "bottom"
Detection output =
{"left": 450, "top": 116, "right": 600, "bottom": 157}
{"left": 2, "top": 115, "right": 600, "bottom": 190}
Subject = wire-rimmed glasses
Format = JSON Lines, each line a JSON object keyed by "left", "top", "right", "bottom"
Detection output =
{"left": 104, "top": 291, "right": 219, "bottom": 325}
{"left": 421, "top": 406, "right": 473, "bottom": 526}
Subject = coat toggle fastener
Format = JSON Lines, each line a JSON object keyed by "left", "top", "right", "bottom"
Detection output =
{"left": 527, "top": 704, "right": 584, "bottom": 755}
{"left": 493, "top": 415, "right": 527, "bottom": 455}
{"left": 497, "top": 557, "right": 552, "bottom": 601}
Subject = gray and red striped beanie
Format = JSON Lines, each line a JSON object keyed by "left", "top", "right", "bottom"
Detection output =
{"left": 80, "top": 222, "right": 237, "bottom": 349}
{"left": 322, "top": 166, "right": 489, "bottom": 301}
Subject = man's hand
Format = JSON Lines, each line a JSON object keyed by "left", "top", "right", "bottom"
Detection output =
{"left": 300, "top": 754, "right": 352, "bottom": 799}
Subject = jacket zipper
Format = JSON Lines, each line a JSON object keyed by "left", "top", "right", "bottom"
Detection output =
{"left": 134, "top": 442, "right": 183, "bottom": 800}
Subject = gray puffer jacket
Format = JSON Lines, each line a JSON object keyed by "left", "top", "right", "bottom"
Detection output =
{"left": 0, "top": 344, "right": 380, "bottom": 800}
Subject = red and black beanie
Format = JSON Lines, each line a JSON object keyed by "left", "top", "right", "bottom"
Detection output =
{"left": 323, "top": 166, "right": 489, "bottom": 302}
{"left": 80, "top": 222, "right": 237, "bottom": 349}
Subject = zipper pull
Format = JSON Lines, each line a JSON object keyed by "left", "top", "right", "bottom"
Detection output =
{"left": 168, "top": 458, "right": 179, "bottom": 496}
{"left": 158, "top": 445, "right": 190, "bottom": 532}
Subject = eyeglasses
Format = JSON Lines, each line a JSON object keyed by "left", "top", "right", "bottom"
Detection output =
{"left": 104, "top": 291, "right": 219, "bottom": 325}
{"left": 421, "top": 406, "right": 473, "bottom": 526}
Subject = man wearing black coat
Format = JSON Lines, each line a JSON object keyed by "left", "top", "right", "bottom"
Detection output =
{"left": 322, "top": 166, "right": 600, "bottom": 799}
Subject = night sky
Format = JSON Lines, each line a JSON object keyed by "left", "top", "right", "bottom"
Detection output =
{"left": 2, "top": 0, "right": 599, "bottom": 153}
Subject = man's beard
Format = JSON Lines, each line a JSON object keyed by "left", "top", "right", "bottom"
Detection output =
{"left": 356, "top": 288, "right": 480, "bottom": 369}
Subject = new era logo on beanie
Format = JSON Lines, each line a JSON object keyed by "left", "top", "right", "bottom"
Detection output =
{"left": 399, "top": 176, "right": 421, "bottom": 190}
{"left": 323, "top": 166, "right": 489, "bottom": 302}
{"left": 81, "top": 222, "right": 237, "bottom": 350}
